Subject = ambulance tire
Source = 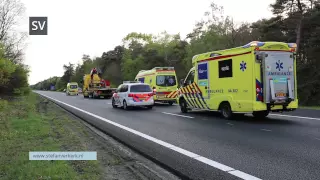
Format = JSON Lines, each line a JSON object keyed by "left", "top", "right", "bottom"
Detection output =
{"left": 220, "top": 102, "right": 233, "bottom": 120}
{"left": 252, "top": 111, "right": 269, "bottom": 119}
{"left": 179, "top": 98, "right": 188, "bottom": 113}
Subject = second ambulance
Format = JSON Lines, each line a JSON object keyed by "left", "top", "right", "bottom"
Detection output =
{"left": 134, "top": 67, "right": 178, "bottom": 105}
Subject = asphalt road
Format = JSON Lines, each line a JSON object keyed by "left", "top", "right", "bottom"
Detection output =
{"left": 36, "top": 91, "right": 320, "bottom": 180}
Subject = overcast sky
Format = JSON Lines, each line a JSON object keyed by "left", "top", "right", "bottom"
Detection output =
{"left": 18, "top": 0, "right": 274, "bottom": 85}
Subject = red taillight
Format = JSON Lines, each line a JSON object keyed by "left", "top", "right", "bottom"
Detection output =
{"left": 128, "top": 93, "right": 134, "bottom": 97}
{"left": 105, "top": 80, "right": 110, "bottom": 86}
{"left": 148, "top": 93, "right": 154, "bottom": 96}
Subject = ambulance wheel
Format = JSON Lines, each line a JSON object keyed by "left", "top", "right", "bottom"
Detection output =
{"left": 168, "top": 101, "right": 174, "bottom": 106}
{"left": 179, "top": 98, "right": 188, "bottom": 113}
{"left": 220, "top": 102, "right": 233, "bottom": 120}
{"left": 252, "top": 111, "right": 269, "bottom": 119}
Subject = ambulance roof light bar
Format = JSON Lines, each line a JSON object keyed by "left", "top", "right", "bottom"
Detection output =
{"left": 287, "top": 43, "right": 297, "bottom": 48}
{"left": 192, "top": 55, "right": 198, "bottom": 64}
{"left": 242, "top": 41, "right": 265, "bottom": 48}
{"left": 152, "top": 67, "right": 174, "bottom": 71}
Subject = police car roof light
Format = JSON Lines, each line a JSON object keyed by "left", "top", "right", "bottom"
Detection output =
{"left": 123, "top": 81, "right": 140, "bottom": 84}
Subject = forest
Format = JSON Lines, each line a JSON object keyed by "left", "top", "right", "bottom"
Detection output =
{"left": 30, "top": 0, "right": 320, "bottom": 106}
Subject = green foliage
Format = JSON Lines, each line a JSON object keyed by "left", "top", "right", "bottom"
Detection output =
{"left": 0, "top": 45, "right": 30, "bottom": 95}
{"left": 32, "top": 1, "right": 320, "bottom": 106}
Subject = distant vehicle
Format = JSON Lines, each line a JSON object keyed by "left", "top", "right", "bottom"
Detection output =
{"left": 78, "top": 88, "right": 82, "bottom": 93}
{"left": 63, "top": 89, "right": 66, "bottom": 92}
{"left": 81, "top": 68, "right": 116, "bottom": 99}
{"left": 176, "top": 41, "right": 298, "bottom": 119}
{"left": 112, "top": 81, "right": 154, "bottom": 110}
{"left": 134, "top": 67, "right": 178, "bottom": 105}
{"left": 66, "top": 82, "right": 79, "bottom": 96}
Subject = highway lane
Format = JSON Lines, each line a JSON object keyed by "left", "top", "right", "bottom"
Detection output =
{"left": 36, "top": 91, "right": 320, "bottom": 180}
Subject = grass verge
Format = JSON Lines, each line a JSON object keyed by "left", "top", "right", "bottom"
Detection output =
{"left": 299, "top": 106, "right": 320, "bottom": 110}
{"left": 0, "top": 93, "right": 101, "bottom": 180}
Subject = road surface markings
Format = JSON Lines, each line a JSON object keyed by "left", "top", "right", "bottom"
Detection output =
{"left": 162, "top": 112, "right": 194, "bottom": 119}
{"left": 227, "top": 123, "right": 234, "bottom": 126}
{"left": 315, "top": 138, "right": 320, "bottom": 141}
{"left": 107, "top": 102, "right": 112, "bottom": 104}
{"left": 36, "top": 92, "right": 262, "bottom": 180}
{"left": 270, "top": 114, "right": 320, "bottom": 121}
{"left": 260, "top": 129, "right": 272, "bottom": 132}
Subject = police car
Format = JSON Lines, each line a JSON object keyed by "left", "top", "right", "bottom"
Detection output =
{"left": 111, "top": 81, "right": 154, "bottom": 110}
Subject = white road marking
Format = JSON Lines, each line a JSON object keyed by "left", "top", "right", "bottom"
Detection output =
{"left": 315, "top": 138, "right": 320, "bottom": 141}
{"left": 260, "top": 129, "right": 272, "bottom": 132}
{"left": 162, "top": 112, "right": 194, "bottom": 119}
{"left": 270, "top": 114, "right": 320, "bottom": 121}
{"left": 36, "top": 92, "right": 262, "bottom": 180}
{"left": 107, "top": 103, "right": 112, "bottom": 104}
{"left": 227, "top": 123, "right": 234, "bottom": 126}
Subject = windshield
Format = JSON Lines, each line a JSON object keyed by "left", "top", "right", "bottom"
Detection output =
{"left": 130, "top": 84, "right": 152, "bottom": 92}
{"left": 70, "top": 85, "right": 78, "bottom": 89}
{"left": 156, "top": 75, "right": 176, "bottom": 86}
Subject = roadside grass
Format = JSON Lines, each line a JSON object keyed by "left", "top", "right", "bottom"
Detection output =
{"left": 0, "top": 93, "right": 101, "bottom": 180}
{"left": 299, "top": 106, "right": 320, "bottom": 110}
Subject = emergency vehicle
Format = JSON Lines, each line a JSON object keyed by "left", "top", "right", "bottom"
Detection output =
{"left": 66, "top": 82, "right": 79, "bottom": 96}
{"left": 175, "top": 41, "right": 298, "bottom": 119}
{"left": 134, "top": 67, "right": 178, "bottom": 105}
{"left": 111, "top": 81, "right": 155, "bottom": 110}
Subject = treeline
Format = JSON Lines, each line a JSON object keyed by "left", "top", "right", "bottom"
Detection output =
{"left": 31, "top": 0, "right": 320, "bottom": 106}
{"left": 0, "top": 0, "right": 30, "bottom": 96}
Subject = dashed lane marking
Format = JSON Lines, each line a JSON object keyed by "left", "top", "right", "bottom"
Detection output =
{"left": 162, "top": 112, "right": 194, "bottom": 119}
{"left": 260, "top": 129, "right": 272, "bottom": 132}
{"left": 270, "top": 114, "right": 320, "bottom": 121}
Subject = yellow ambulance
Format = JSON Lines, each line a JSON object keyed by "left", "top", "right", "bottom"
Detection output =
{"left": 175, "top": 41, "right": 298, "bottom": 119}
{"left": 66, "top": 82, "right": 79, "bottom": 96}
{"left": 134, "top": 67, "right": 178, "bottom": 105}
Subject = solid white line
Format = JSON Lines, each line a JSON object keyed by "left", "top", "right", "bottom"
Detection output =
{"left": 229, "top": 170, "right": 262, "bottom": 180}
{"left": 270, "top": 113, "right": 320, "bottom": 121}
{"left": 36, "top": 92, "right": 262, "bottom": 180}
{"left": 227, "top": 123, "right": 234, "bottom": 126}
{"left": 260, "top": 129, "right": 272, "bottom": 132}
{"left": 161, "top": 112, "right": 194, "bottom": 119}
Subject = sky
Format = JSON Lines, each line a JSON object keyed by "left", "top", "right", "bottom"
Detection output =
{"left": 17, "top": 0, "right": 274, "bottom": 85}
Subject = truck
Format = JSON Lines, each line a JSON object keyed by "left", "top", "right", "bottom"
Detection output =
{"left": 134, "top": 67, "right": 178, "bottom": 105}
{"left": 81, "top": 68, "right": 116, "bottom": 99}
{"left": 176, "top": 41, "right": 298, "bottom": 119}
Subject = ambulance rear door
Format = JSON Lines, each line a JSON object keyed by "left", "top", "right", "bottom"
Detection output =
{"left": 259, "top": 51, "right": 295, "bottom": 104}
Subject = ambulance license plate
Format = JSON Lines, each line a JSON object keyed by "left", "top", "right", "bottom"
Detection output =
{"left": 275, "top": 92, "right": 286, "bottom": 97}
